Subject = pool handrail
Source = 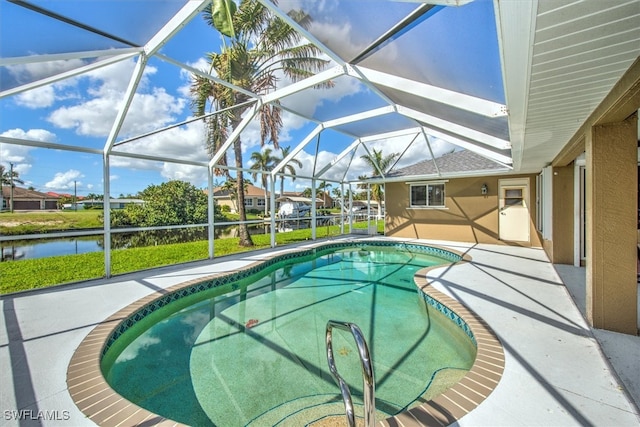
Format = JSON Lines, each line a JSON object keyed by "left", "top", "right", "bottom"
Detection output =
{"left": 325, "top": 320, "right": 375, "bottom": 427}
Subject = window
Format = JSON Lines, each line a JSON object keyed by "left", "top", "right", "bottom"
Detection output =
{"left": 256, "top": 198, "right": 265, "bottom": 206}
{"left": 504, "top": 188, "right": 523, "bottom": 206}
{"left": 244, "top": 198, "right": 253, "bottom": 207}
{"left": 410, "top": 183, "right": 445, "bottom": 208}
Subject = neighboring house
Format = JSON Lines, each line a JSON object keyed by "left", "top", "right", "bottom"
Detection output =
{"left": 1, "top": 186, "right": 61, "bottom": 211}
{"left": 318, "top": 192, "right": 334, "bottom": 209}
{"left": 281, "top": 191, "right": 334, "bottom": 209}
{"left": 382, "top": 150, "right": 546, "bottom": 246}
{"left": 212, "top": 183, "right": 270, "bottom": 213}
{"left": 46, "top": 191, "right": 73, "bottom": 199}
{"left": 78, "top": 199, "right": 145, "bottom": 210}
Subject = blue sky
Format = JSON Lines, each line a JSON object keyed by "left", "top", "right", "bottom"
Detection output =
{"left": 0, "top": 0, "right": 502, "bottom": 198}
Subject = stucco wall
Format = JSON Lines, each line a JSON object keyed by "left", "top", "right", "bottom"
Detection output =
{"left": 550, "top": 166, "right": 575, "bottom": 264}
{"left": 385, "top": 174, "right": 542, "bottom": 247}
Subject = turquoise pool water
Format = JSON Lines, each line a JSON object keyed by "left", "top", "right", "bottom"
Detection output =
{"left": 102, "top": 244, "right": 476, "bottom": 426}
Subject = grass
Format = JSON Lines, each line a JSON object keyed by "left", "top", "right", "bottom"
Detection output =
{"left": 0, "top": 210, "right": 103, "bottom": 235}
{"left": 0, "top": 218, "right": 384, "bottom": 294}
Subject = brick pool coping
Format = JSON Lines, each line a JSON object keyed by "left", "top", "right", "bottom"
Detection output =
{"left": 67, "top": 241, "right": 504, "bottom": 426}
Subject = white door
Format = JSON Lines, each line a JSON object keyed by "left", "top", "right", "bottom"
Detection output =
{"left": 499, "top": 178, "right": 530, "bottom": 242}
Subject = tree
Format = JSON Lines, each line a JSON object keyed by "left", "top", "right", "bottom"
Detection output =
{"left": 110, "top": 181, "right": 222, "bottom": 227}
{"left": 249, "top": 147, "right": 278, "bottom": 216}
{"left": 276, "top": 145, "right": 302, "bottom": 197}
{"left": 1, "top": 164, "right": 25, "bottom": 212}
{"left": 190, "top": 0, "right": 332, "bottom": 246}
{"left": 317, "top": 181, "right": 332, "bottom": 208}
{"left": 0, "top": 164, "right": 24, "bottom": 187}
{"left": 86, "top": 193, "right": 104, "bottom": 201}
{"left": 359, "top": 149, "right": 399, "bottom": 215}
{"left": 221, "top": 177, "right": 247, "bottom": 213}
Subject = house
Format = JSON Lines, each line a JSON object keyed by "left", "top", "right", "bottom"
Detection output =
{"left": 212, "top": 183, "right": 270, "bottom": 213}
{"left": 281, "top": 191, "right": 334, "bottom": 209}
{"left": 383, "top": 150, "right": 536, "bottom": 245}
{"left": 78, "top": 199, "right": 145, "bottom": 210}
{"left": 1, "top": 186, "right": 61, "bottom": 211}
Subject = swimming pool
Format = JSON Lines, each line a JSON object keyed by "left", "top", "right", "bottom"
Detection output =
{"left": 68, "top": 240, "right": 505, "bottom": 426}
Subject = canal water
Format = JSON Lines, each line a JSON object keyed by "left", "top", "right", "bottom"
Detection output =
{"left": 0, "top": 219, "right": 338, "bottom": 261}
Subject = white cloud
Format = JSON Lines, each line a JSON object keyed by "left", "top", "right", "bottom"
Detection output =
{"left": 46, "top": 59, "right": 185, "bottom": 138}
{"left": 14, "top": 85, "right": 57, "bottom": 109}
{"left": 160, "top": 163, "right": 208, "bottom": 186}
{"left": 85, "top": 60, "right": 152, "bottom": 95}
{"left": 7, "top": 58, "right": 89, "bottom": 108}
{"left": 109, "top": 119, "right": 209, "bottom": 187}
{"left": 44, "top": 169, "right": 84, "bottom": 191}
{"left": 1, "top": 127, "right": 57, "bottom": 143}
{"left": 5, "top": 58, "right": 86, "bottom": 85}
{"left": 0, "top": 128, "right": 55, "bottom": 179}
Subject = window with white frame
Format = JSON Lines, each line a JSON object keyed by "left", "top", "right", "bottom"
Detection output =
{"left": 409, "top": 182, "right": 446, "bottom": 208}
{"left": 256, "top": 198, "right": 266, "bottom": 206}
{"left": 244, "top": 198, "right": 253, "bottom": 207}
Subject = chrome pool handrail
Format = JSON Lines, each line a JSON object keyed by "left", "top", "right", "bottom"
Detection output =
{"left": 325, "top": 320, "right": 375, "bottom": 427}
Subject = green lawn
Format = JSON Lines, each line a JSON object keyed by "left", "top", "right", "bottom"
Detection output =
{"left": 0, "top": 210, "right": 103, "bottom": 235}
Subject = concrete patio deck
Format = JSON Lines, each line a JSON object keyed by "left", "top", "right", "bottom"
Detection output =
{"left": 1, "top": 237, "right": 639, "bottom": 426}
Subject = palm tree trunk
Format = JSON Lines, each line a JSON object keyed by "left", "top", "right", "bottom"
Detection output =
{"left": 234, "top": 138, "right": 254, "bottom": 247}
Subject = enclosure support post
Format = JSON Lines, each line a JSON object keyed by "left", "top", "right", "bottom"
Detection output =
{"left": 367, "top": 185, "right": 371, "bottom": 233}
{"left": 207, "top": 167, "right": 215, "bottom": 259}
{"left": 311, "top": 178, "right": 317, "bottom": 240}
{"left": 348, "top": 184, "right": 353, "bottom": 233}
{"left": 340, "top": 182, "right": 345, "bottom": 235}
{"left": 102, "top": 154, "right": 112, "bottom": 278}
{"left": 270, "top": 176, "right": 276, "bottom": 248}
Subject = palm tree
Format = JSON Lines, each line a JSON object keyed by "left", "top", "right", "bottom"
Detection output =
{"left": 1, "top": 164, "right": 24, "bottom": 187}
{"left": 191, "top": 0, "right": 332, "bottom": 246}
{"left": 249, "top": 148, "right": 278, "bottom": 217}
{"left": 275, "top": 146, "right": 302, "bottom": 197}
{"left": 317, "top": 181, "right": 332, "bottom": 208}
{"left": 1, "top": 164, "right": 25, "bottom": 212}
{"left": 221, "top": 177, "right": 247, "bottom": 213}
{"left": 359, "top": 149, "right": 399, "bottom": 216}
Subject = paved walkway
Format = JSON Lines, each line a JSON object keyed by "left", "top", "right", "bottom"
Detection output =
{"left": 1, "top": 238, "right": 639, "bottom": 426}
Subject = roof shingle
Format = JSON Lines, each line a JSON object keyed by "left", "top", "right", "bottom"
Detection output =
{"left": 387, "top": 150, "right": 508, "bottom": 179}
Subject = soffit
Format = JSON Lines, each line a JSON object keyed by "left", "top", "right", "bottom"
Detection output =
{"left": 517, "top": 0, "right": 640, "bottom": 172}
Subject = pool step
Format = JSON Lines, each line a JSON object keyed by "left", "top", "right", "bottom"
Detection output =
{"left": 247, "top": 394, "right": 388, "bottom": 426}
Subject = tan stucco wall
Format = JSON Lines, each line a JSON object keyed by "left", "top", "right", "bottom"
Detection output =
{"left": 385, "top": 174, "right": 542, "bottom": 247}
{"left": 543, "top": 166, "right": 575, "bottom": 264}
{"left": 586, "top": 115, "right": 638, "bottom": 334}
{"left": 215, "top": 198, "right": 237, "bottom": 213}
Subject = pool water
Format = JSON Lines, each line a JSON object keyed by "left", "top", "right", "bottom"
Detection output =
{"left": 102, "top": 246, "right": 476, "bottom": 426}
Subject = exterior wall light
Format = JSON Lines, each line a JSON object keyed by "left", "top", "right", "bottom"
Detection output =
{"left": 481, "top": 184, "right": 488, "bottom": 195}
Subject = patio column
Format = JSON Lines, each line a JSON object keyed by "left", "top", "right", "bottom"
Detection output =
{"left": 585, "top": 112, "right": 638, "bottom": 334}
{"left": 550, "top": 165, "right": 574, "bottom": 264}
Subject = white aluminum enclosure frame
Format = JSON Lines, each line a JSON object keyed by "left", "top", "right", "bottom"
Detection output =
{"left": 1, "top": 0, "right": 523, "bottom": 279}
